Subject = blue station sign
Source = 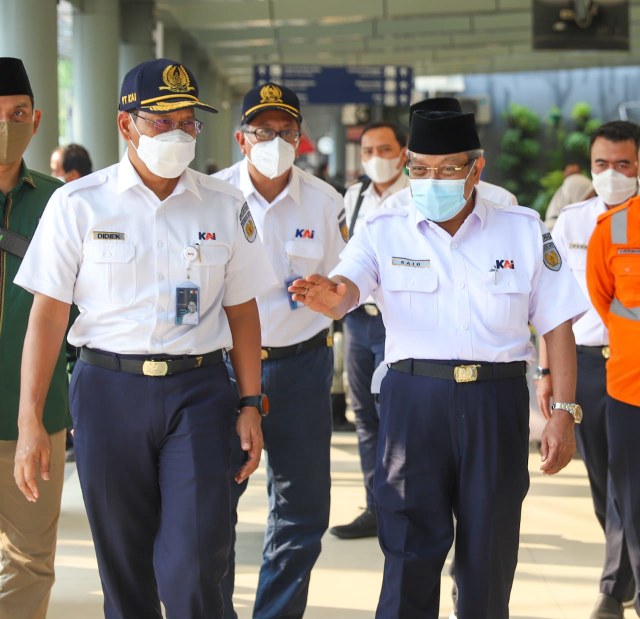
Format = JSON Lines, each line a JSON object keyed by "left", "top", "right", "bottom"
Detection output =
{"left": 253, "top": 64, "right": 413, "bottom": 106}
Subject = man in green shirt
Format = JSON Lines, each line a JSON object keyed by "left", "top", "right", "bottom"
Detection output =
{"left": 0, "top": 57, "right": 70, "bottom": 619}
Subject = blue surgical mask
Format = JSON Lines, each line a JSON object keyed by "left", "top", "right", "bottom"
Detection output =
{"left": 409, "top": 161, "right": 475, "bottom": 222}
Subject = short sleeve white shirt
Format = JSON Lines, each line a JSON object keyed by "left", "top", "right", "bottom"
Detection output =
{"left": 330, "top": 196, "right": 589, "bottom": 364}
{"left": 344, "top": 174, "right": 410, "bottom": 237}
{"left": 215, "top": 159, "right": 347, "bottom": 346}
{"left": 15, "top": 155, "right": 276, "bottom": 355}
{"left": 553, "top": 195, "right": 608, "bottom": 346}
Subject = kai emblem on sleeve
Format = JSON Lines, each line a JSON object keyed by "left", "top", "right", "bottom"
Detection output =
{"left": 240, "top": 203, "right": 257, "bottom": 242}
{"left": 542, "top": 232, "right": 562, "bottom": 271}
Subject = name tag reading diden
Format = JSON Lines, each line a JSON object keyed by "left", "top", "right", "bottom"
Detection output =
{"left": 391, "top": 257, "right": 430, "bottom": 268}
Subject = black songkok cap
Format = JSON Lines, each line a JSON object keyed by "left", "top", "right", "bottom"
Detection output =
{"left": 0, "top": 57, "right": 33, "bottom": 98}
{"left": 241, "top": 82, "right": 302, "bottom": 125}
{"left": 409, "top": 97, "right": 462, "bottom": 123}
{"left": 408, "top": 111, "right": 481, "bottom": 155}
{"left": 119, "top": 58, "right": 217, "bottom": 114}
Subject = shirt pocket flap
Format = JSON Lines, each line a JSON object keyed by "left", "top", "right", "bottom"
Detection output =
{"left": 484, "top": 271, "right": 531, "bottom": 294}
{"left": 198, "top": 244, "right": 231, "bottom": 265}
{"left": 384, "top": 266, "right": 438, "bottom": 293}
{"left": 83, "top": 240, "right": 135, "bottom": 263}
{"left": 285, "top": 239, "right": 323, "bottom": 260}
{"left": 566, "top": 250, "right": 587, "bottom": 271}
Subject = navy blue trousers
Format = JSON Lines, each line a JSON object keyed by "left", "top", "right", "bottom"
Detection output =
{"left": 223, "top": 345, "right": 333, "bottom": 619}
{"left": 375, "top": 364, "right": 530, "bottom": 619}
{"left": 575, "top": 349, "right": 633, "bottom": 599}
{"left": 344, "top": 309, "right": 386, "bottom": 510}
{"left": 69, "top": 359, "right": 235, "bottom": 619}
{"left": 606, "top": 396, "right": 640, "bottom": 614}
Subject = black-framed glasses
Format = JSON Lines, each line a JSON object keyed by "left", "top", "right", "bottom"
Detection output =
{"left": 406, "top": 159, "right": 476, "bottom": 179}
{"left": 130, "top": 112, "right": 204, "bottom": 135}
{"left": 243, "top": 127, "right": 302, "bottom": 143}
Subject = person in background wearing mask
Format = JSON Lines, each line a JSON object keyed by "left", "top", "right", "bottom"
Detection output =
{"left": 0, "top": 56, "right": 69, "bottom": 619}
{"left": 50, "top": 143, "right": 93, "bottom": 183}
{"left": 214, "top": 82, "right": 346, "bottom": 619}
{"left": 13, "top": 58, "right": 274, "bottom": 618}
{"left": 288, "top": 110, "right": 588, "bottom": 619}
{"left": 537, "top": 120, "right": 640, "bottom": 619}
{"left": 330, "top": 121, "right": 408, "bottom": 540}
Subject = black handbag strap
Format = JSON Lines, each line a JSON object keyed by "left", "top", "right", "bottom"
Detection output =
{"left": 348, "top": 178, "right": 372, "bottom": 239}
{"left": 0, "top": 226, "right": 30, "bottom": 259}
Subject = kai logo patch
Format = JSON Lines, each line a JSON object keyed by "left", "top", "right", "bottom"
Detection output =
{"left": 295, "top": 229, "right": 315, "bottom": 239}
{"left": 542, "top": 232, "right": 562, "bottom": 271}
{"left": 494, "top": 259, "right": 515, "bottom": 270}
{"left": 240, "top": 203, "right": 257, "bottom": 243}
{"left": 198, "top": 232, "right": 216, "bottom": 241}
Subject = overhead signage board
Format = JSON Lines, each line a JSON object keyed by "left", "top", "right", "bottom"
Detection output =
{"left": 253, "top": 64, "right": 413, "bottom": 106}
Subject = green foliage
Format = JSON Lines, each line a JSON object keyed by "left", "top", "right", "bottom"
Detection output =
{"left": 564, "top": 131, "right": 590, "bottom": 159}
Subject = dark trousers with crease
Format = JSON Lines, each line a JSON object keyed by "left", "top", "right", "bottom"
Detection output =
{"left": 374, "top": 364, "right": 530, "bottom": 619}
{"left": 70, "top": 359, "right": 235, "bottom": 619}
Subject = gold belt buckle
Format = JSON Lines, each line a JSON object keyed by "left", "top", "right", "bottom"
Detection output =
{"left": 326, "top": 334, "right": 334, "bottom": 348}
{"left": 142, "top": 360, "right": 169, "bottom": 376}
{"left": 454, "top": 364, "right": 479, "bottom": 383}
{"left": 363, "top": 304, "right": 379, "bottom": 317}
{"left": 261, "top": 349, "right": 269, "bottom": 361}
{"left": 602, "top": 346, "right": 610, "bottom": 359}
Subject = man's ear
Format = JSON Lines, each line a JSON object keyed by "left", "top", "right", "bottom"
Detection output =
{"left": 472, "top": 156, "right": 486, "bottom": 185}
{"left": 236, "top": 130, "right": 249, "bottom": 156}
{"left": 32, "top": 109, "right": 42, "bottom": 135}
{"left": 117, "top": 111, "right": 134, "bottom": 142}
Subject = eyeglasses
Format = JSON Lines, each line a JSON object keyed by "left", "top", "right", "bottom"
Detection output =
{"left": 130, "top": 113, "right": 204, "bottom": 136}
{"left": 243, "top": 127, "right": 301, "bottom": 143}
{"left": 406, "top": 159, "right": 476, "bottom": 179}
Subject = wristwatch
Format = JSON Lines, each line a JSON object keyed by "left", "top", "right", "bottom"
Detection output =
{"left": 532, "top": 366, "right": 551, "bottom": 380}
{"left": 551, "top": 402, "right": 583, "bottom": 424}
{"left": 238, "top": 394, "right": 270, "bottom": 417}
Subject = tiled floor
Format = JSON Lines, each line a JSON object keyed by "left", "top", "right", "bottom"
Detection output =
{"left": 48, "top": 429, "right": 631, "bottom": 618}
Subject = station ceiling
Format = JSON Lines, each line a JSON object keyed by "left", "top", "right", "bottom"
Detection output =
{"left": 155, "top": 0, "right": 640, "bottom": 94}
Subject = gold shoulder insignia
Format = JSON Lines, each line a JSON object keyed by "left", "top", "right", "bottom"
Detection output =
{"left": 260, "top": 84, "right": 284, "bottom": 104}
{"left": 240, "top": 202, "right": 257, "bottom": 243}
{"left": 160, "top": 65, "right": 195, "bottom": 93}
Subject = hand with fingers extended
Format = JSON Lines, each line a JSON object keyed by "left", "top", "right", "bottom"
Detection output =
{"left": 14, "top": 420, "right": 53, "bottom": 502}
{"left": 288, "top": 273, "right": 356, "bottom": 320}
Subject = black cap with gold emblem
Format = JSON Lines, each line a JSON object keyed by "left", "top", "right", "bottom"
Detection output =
{"left": 118, "top": 58, "right": 217, "bottom": 114}
{"left": 0, "top": 57, "right": 33, "bottom": 98}
{"left": 241, "top": 82, "right": 302, "bottom": 125}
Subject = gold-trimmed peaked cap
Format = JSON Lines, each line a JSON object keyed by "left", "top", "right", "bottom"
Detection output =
{"left": 241, "top": 82, "right": 302, "bottom": 124}
{"left": 119, "top": 58, "right": 217, "bottom": 114}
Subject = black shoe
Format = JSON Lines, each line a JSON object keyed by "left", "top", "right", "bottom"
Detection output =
{"left": 332, "top": 419, "right": 356, "bottom": 432}
{"left": 589, "top": 593, "right": 624, "bottom": 619}
{"left": 330, "top": 509, "right": 377, "bottom": 539}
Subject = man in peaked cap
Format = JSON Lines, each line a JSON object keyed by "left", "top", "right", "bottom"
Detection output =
{"left": 287, "top": 109, "right": 589, "bottom": 618}
{"left": 14, "top": 58, "right": 276, "bottom": 618}
{"left": 0, "top": 57, "right": 69, "bottom": 619}
{"left": 214, "top": 82, "right": 346, "bottom": 619}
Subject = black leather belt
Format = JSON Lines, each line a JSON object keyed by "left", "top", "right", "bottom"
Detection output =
{"left": 576, "top": 345, "right": 610, "bottom": 359}
{"left": 79, "top": 347, "right": 224, "bottom": 377}
{"left": 390, "top": 359, "right": 527, "bottom": 383}
{"left": 357, "top": 303, "right": 381, "bottom": 318}
{"left": 261, "top": 329, "right": 332, "bottom": 361}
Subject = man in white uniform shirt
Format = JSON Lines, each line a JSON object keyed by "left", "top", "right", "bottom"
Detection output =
{"left": 536, "top": 120, "right": 640, "bottom": 619}
{"left": 330, "top": 121, "right": 408, "bottom": 540}
{"left": 289, "top": 110, "right": 588, "bottom": 619}
{"left": 13, "top": 58, "right": 274, "bottom": 619}
{"left": 214, "top": 82, "right": 346, "bottom": 619}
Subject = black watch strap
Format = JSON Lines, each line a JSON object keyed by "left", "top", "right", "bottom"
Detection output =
{"left": 238, "top": 394, "right": 269, "bottom": 416}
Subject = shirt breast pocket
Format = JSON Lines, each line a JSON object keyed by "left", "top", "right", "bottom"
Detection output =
{"left": 566, "top": 249, "right": 587, "bottom": 273}
{"left": 285, "top": 239, "right": 323, "bottom": 273}
{"left": 192, "top": 243, "right": 231, "bottom": 307}
{"left": 484, "top": 271, "right": 531, "bottom": 332}
{"left": 612, "top": 254, "right": 640, "bottom": 308}
{"left": 83, "top": 241, "right": 136, "bottom": 306}
{"left": 383, "top": 267, "right": 438, "bottom": 329}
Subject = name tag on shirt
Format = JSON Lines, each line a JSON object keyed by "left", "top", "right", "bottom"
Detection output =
{"left": 391, "top": 257, "right": 430, "bottom": 268}
{"left": 93, "top": 231, "right": 126, "bottom": 240}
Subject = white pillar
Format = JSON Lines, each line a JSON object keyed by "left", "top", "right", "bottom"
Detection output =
{"left": 0, "top": 0, "right": 58, "bottom": 174}
{"left": 72, "top": 0, "right": 120, "bottom": 169}
{"left": 119, "top": 0, "right": 155, "bottom": 86}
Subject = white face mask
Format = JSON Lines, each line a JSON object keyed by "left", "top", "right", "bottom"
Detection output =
{"left": 130, "top": 116, "right": 195, "bottom": 179}
{"left": 591, "top": 168, "right": 638, "bottom": 206}
{"left": 362, "top": 154, "right": 403, "bottom": 185}
{"left": 248, "top": 136, "right": 296, "bottom": 179}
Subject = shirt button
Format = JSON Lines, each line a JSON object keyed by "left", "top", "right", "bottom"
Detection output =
{"left": 451, "top": 242, "right": 458, "bottom": 250}
{"left": 158, "top": 274, "right": 165, "bottom": 281}
{"left": 406, "top": 279, "right": 414, "bottom": 287}
{"left": 158, "top": 306, "right": 165, "bottom": 313}
{"left": 461, "top": 322, "right": 469, "bottom": 330}
{"left": 458, "top": 281, "right": 465, "bottom": 289}
{"left": 158, "top": 241, "right": 164, "bottom": 248}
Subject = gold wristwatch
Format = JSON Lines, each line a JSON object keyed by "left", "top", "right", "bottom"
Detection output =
{"left": 551, "top": 402, "right": 583, "bottom": 424}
